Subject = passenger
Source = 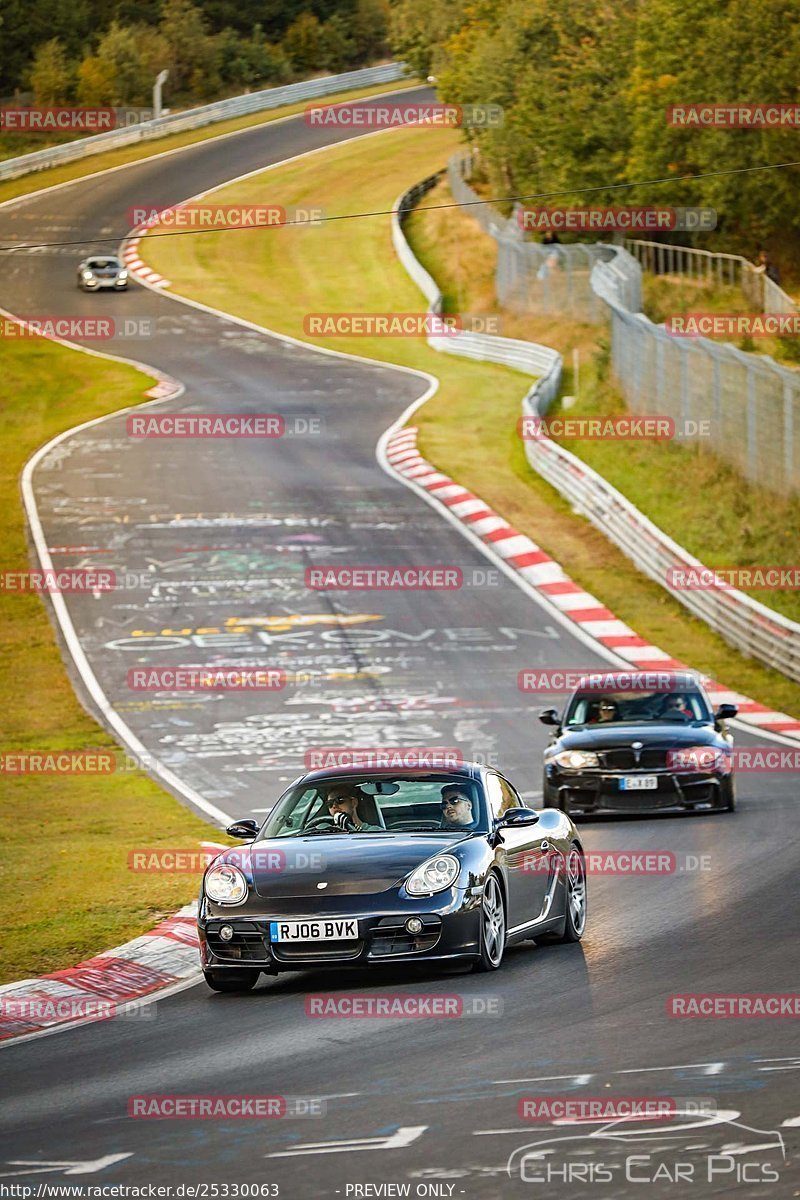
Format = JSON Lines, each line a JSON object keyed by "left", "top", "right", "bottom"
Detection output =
{"left": 440, "top": 785, "right": 476, "bottom": 829}
{"left": 662, "top": 693, "right": 693, "bottom": 719}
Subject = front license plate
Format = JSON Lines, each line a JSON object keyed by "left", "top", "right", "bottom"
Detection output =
{"left": 269, "top": 919, "right": 359, "bottom": 942}
{"left": 619, "top": 776, "right": 658, "bottom": 791}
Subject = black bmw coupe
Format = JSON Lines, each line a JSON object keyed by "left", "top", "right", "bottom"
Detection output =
{"left": 197, "top": 763, "right": 587, "bottom": 992}
{"left": 540, "top": 671, "right": 737, "bottom": 816}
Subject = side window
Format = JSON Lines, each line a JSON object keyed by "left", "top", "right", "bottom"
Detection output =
{"left": 497, "top": 775, "right": 521, "bottom": 816}
{"left": 485, "top": 773, "right": 505, "bottom": 820}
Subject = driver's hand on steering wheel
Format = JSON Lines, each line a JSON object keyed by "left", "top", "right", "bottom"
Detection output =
{"left": 331, "top": 810, "right": 356, "bottom": 832}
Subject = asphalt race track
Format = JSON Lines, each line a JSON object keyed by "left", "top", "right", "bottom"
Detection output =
{"left": 0, "top": 86, "right": 798, "bottom": 1196}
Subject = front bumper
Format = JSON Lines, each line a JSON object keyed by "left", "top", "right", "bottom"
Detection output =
{"left": 198, "top": 890, "right": 482, "bottom": 973}
{"left": 549, "top": 769, "right": 728, "bottom": 814}
{"left": 81, "top": 278, "right": 127, "bottom": 289}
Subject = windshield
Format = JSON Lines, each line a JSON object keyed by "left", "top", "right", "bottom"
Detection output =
{"left": 565, "top": 689, "right": 711, "bottom": 726}
{"left": 87, "top": 258, "right": 119, "bottom": 269}
{"left": 259, "top": 775, "right": 488, "bottom": 837}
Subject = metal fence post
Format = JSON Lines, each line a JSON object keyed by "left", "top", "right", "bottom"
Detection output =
{"left": 785, "top": 379, "right": 795, "bottom": 492}
{"left": 746, "top": 365, "right": 758, "bottom": 483}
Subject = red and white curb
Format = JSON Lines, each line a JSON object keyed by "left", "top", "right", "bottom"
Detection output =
{"left": 0, "top": 906, "right": 199, "bottom": 1043}
{"left": 0, "top": 844, "right": 233, "bottom": 1042}
{"left": 384, "top": 426, "right": 800, "bottom": 742}
{"left": 123, "top": 228, "right": 171, "bottom": 289}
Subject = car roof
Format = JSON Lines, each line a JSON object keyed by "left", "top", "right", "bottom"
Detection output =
{"left": 297, "top": 761, "right": 486, "bottom": 788}
{"left": 86, "top": 255, "right": 120, "bottom": 262}
{"left": 568, "top": 669, "right": 704, "bottom": 693}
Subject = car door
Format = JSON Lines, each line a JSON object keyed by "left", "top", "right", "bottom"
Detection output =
{"left": 487, "top": 772, "right": 552, "bottom": 928}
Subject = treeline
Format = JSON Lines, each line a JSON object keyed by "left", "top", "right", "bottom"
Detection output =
{"left": 3, "top": 0, "right": 390, "bottom": 108}
{"left": 390, "top": 0, "right": 800, "bottom": 258}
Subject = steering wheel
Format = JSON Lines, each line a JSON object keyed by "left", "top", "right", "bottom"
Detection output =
{"left": 303, "top": 815, "right": 343, "bottom": 832}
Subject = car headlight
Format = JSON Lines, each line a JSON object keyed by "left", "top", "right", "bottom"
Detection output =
{"left": 405, "top": 853, "right": 461, "bottom": 896}
{"left": 553, "top": 750, "right": 600, "bottom": 769}
{"left": 82, "top": 270, "right": 94, "bottom": 280}
{"left": 204, "top": 862, "right": 247, "bottom": 905}
{"left": 118, "top": 269, "right": 128, "bottom": 280}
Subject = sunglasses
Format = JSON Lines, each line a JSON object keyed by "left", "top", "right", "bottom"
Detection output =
{"left": 441, "top": 796, "right": 469, "bottom": 807}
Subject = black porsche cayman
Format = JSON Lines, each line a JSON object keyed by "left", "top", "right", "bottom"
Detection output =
{"left": 540, "top": 671, "right": 737, "bottom": 816}
{"left": 198, "top": 763, "right": 587, "bottom": 992}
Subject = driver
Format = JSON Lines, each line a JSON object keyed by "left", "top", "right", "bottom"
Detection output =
{"left": 440, "top": 784, "right": 476, "bottom": 829}
{"left": 590, "top": 697, "right": 619, "bottom": 723}
{"left": 323, "top": 784, "right": 380, "bottom": 831}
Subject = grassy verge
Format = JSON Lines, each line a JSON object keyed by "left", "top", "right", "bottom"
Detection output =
{"left": 144, "top": 126, "right": 799, "bottom": 717}
{"left": 0, "top": 77, "right": 421, "bottom": 208}
{"left": 406, "top": 179, "right": 800, "bottom": 628}
{"left": 0, "top": 339, "right": 220, "bottom": 983}
{"left": 642, "top": 273, "right": 800, "bottom": 366}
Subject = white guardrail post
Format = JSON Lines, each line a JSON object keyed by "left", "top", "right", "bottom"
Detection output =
{"left": 394, "top": 161, "right": 800, "bottom": 683}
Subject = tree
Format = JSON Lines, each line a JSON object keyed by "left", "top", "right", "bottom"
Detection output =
{"left": 283, "top": 12, "right": 323, "bottom": 74}
{"left": 29, "top": 38, "right": 73, "bottom": 104}
{"left": 159, "top": 0, "right": 219, "bottom": 96}
{"left": 319, "top": 13, "right": 356, "bottom": 71}
{"left": 350, "top": 0, "right": 390, "bottom": 62}
{"left": 77, "top": 22, "right": 169, "bottom": 106}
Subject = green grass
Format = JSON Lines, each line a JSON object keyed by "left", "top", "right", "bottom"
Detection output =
{"left": 0, "top": 337, "right": 222, "bottom": 983}
{"left": 144, "top": 128, "right": 800, "bottom": 718}
{"left": 0, "top": 78, "right": 421, "bottom": 208}
{"left": 642, "top": 273, "right": 800, "bottom": 365}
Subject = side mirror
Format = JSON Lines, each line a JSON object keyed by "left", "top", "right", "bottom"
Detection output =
{"left": 539, "top": 708, "right": 561, "bottom": 727}
{"left": 497, "top": 807, "right": 540, "bottom": 828}
{"left": 714, "top": 703, "right": 738, "bottom": 722}
{"left": 226, "top": 818, "right": 259, "bottom": 839}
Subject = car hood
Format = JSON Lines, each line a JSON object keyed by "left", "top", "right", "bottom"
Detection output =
{"left": 224, "top": 833, "right": 472, "bottom": 898}
{"left": 554, "top": 723, "right": 720, "bottom": 750}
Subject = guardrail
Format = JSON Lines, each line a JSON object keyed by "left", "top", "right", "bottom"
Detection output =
{"left": 520, "top": 401, "right": 800, "bottom": 681}
{"left": 399, "top": 161, "right": 800, "bottom": 682}
{"left": 624, "top": 238, "right": 799, "bottom": 315}
{"left": 392, "top": 173, "right": 562, "bottom": 411}
{"left": 0, "top": 63, "right": 409, "bottom": 183}
{"left": 448, "top": 155, "right": 800, "bottom": 497}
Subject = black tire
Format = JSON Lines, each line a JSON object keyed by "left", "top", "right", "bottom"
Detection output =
{"left": 203, "top": 968, "right": 260, "bottom": 993}
{"left": 472, "top": 873, "right": 506, "bottom": 972}
{"left": 720, "top": 777, "right": 736, "bottom": 812}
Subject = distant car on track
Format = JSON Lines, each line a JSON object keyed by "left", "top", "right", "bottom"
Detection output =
{"left": 77, "top": 255, "right": 128, "bottom": 291}
{"left": 540, "top": 671, "right": 737, "bottom": 816}
{"left": 198, "top": 763, "right": 587, "bottom": 993}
